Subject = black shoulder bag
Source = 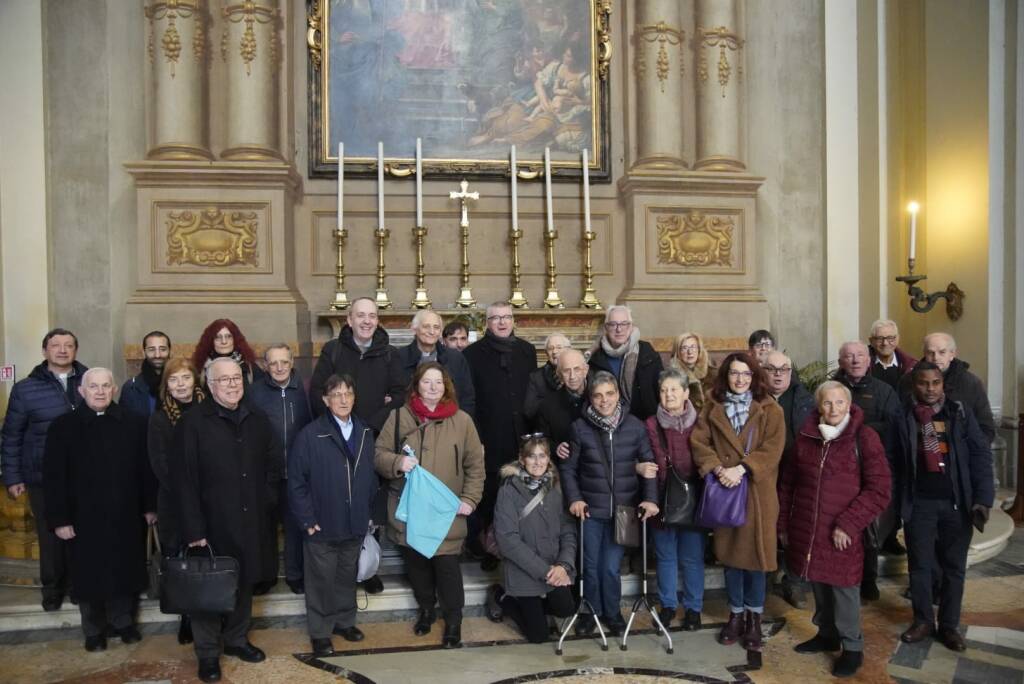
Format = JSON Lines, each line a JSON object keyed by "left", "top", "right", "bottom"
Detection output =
{"left": 657, "top": 424, "right": 699, "bottom": 526}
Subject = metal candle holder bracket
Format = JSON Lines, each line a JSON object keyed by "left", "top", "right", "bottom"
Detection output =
{"left": 410, "top": 225, "right": 431, "bottom": 309}
{"left": 373, "top": 227, "right": 392, "bottom": 309}
{"left": 543, "top": 229, "right": 565, "bottom": 308}
{"left": 895, "top": 260, "right": 965, "bottom": 321}
{"left": 329, "top": 225, "right": 350, "bottom": 310}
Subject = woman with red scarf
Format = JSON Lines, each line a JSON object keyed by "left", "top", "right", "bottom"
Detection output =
{"left": 375, "top": 362, "right": 485, "bottom": 649}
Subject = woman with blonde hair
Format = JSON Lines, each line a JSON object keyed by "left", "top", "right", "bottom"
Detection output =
{"left": 669, "top": 332, "right": 717, "bottom": 411}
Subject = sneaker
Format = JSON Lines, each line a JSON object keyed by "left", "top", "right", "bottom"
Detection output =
{"left": 485, "top": 584, "right": 504, "bottom": 622}
{"left": 832, "top": 649, "right": 863, "bottom": 677}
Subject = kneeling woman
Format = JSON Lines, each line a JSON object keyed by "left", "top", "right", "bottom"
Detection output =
{"left": 487, "top": 436, "right": 577, "bottom": 643}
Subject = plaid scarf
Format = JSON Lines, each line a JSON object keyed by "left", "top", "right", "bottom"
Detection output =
{"left": 723, "top": 391, "right": 752, "bottom": 434}
{"left": 913, "top": 400, "right": 945, "bottom": 473}
{"left": 585, "top": 401, "right": 623, "bottom": 433}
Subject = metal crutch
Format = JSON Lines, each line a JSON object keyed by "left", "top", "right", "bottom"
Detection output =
{"left": 620, "top": 515, "right": 673, "bottom": 653}
{"left": 556, "top": 514, "right": 608, "bottom": 654}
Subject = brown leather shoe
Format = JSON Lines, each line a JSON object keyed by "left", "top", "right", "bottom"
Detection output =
{"left": 900, "top": 622, "right": 935, "bottom": 643}
{"left": 718, "top": 611, "right": 745, "bottom": 646}
{"left": 937, "top": 627, "right": 966, "bottom": 652}
{"left": 741, "top": 610, "right": 763, "bottom": 651}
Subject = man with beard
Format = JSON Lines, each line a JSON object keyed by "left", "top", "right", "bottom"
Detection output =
{"left": 587, "top": 306, "right": 662, "bottom": 420}
{"left": 120, "top": 331, "right": 171, "bottom": 418}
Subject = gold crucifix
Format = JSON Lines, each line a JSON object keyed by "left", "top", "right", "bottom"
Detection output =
{"left": 449, "top": 179, "right": 479, "bottom": 308}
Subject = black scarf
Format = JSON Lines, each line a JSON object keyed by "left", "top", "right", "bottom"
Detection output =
{"left": 484, "top": 329, "right": 522, "bottom": 353}
{"left": 141, "top": 360, "right": 163, "bottom": 398}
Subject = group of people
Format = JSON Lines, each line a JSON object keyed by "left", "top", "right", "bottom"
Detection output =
{"left": 0, "top": 302, "right": 995, "bottom": 682}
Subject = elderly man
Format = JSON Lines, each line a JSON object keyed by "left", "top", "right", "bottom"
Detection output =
{"left": 832, "top": 340, "right": 900, "bottom": 600}
{"left": 463, "top": 301, "right": 538, "bottom": 568}
{"left": 391, "top": 310, "right": 475, "bottom": 418}
{"left": 536, "top": 348, "right": 589, "bottom": 459}
{"left": 120, "top": 331, "right": 171, "bottom": 418}
{"left": 309, "top": 297, "right": 404, "bottom": 432}
{"left": 894, "top": 362, "right": 993, "bottom": 652}
{"left": 44, "top": 368, "right": 156, "bottom": 651}
{"left": 867, "top": 320, "right": 917, "bottom": 391}
{"left": 524, "top": 333, "right": 571, "bottom": 422}
{"left": 249, "top": 344, "right": 313, "bottom": 594}
{"left": 587, "top": 305, "right": 662, "bottom": 420}
{"left": 1, "top": 328, "right": 87, "bottom": 611}
{"left": 442, "top": 320, "right": 471, "bottom": 352}
{"left": 173, "top": 358, "right": 282, "bottom": 683}
{"left": 898, "top": 333, "right": 995, "bottom": 444}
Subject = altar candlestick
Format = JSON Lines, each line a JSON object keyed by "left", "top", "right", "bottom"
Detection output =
{"left": 544, "top": 147, "right": 553, "bottom": 235}
{"left": 415, "top": 138, "right": 423, "bottom": 227}
{"left": 908, "top": 201, "right": 919, "bottom": 262}
{"left": 337, "top": 142, "right": 344, "bottom": 226}
{"left": 582, "top": 148, "right": 591, "bottom": 234}
{"left": 510, "top": 145, "right": 518, "bottom": 229}
{"left": 377, "top": 142, "right": 385, "bottom": 228}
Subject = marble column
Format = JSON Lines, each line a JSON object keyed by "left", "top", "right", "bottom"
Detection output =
{"left": 633, "top": 0, "right": 686, "bottom": 170}
{"left": 145, "top": 0, "right": 212, "bottom": 160}
{"left": 220, "top": 0, "right": 281, "bottom": 160}
{"left": 694, "top": 0, "right": 745, "bottom": 171}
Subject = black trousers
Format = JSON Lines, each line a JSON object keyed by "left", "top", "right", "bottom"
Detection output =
{"left": 500, "top": 586, "right": 575, "bottom": 643}
{"left": 79, "top": 595, "right": 133, "bottom": 637}
{"left": 400, "top": 546, "right": 464, "bottom": 623}
{"left": 191, "top": 583, "right": 254, "bottom": 659}
{"left": 27, "top": 485, "right": 70, "bottom": 601}
{"left": 904, "top": 497, "right": 973, "bottom": 630}
{"left": 303, "top": 537, "right": 361, "bottom": 638}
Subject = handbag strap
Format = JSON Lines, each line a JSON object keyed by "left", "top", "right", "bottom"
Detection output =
{"left": 148, "top": 523, "right": 161, "bottom": 557}
{"left": 519, "top": 488, "right": 546, "bottom": 520}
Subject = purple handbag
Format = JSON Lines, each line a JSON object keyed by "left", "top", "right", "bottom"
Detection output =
{"left": 695, "top": 428, "right": 754, "bottom": 529}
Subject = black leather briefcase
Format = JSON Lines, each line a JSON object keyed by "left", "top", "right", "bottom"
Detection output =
{"left": 159, "top": 545, "right": 239, "bottom": 615}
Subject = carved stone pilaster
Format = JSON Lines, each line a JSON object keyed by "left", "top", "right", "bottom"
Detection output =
{"left": 145, "top": 0, "right": 212, "bottom": 160}
{"left": 694, "top": 0, "right": 745, "bottom": 172}
{"left": 220, "top": 0, "right": 281, "bottom": 160}
{"left": 633, "top": 0, "right": 686, "bottom": 170}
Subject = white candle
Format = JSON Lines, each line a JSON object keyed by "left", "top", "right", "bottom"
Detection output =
{"left": 544, "top": 147, "right": 553, "bottom": 235}
{"left": 377, "top": 142, "right": 385, "bottom": 228}
{"left": 582, "top": 148, "right": 591, "bottom": 234}
{"left": 908, "top": 201, "right": 919, "bottom": 262}
{"left": 342, "top": 141, "right": 350, "bottom": 227}
{"left": 510, "top": 145, "right": 518, "bottom": 229}
{"left": 415, "top": 138, "right": 423, "bottom": 227}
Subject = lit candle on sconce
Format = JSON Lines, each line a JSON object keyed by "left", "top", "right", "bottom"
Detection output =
{"left": 907, "top": 201, "right": 920, "bottom": 265}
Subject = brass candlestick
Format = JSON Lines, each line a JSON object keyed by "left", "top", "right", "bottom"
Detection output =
{"left": 329, "top": 225, "right": 350, "bottom": 310}
{"left": 543, "top": 229, "right": 564, "bottom": 308}
{"left": 374, "top": 227, "right": 392, "bottom": 309}
{"left": 579, "top": 230, "right": 602, "bottom": 309}
{"left": 410, "top": 225, "right": 431, "bottom": 308}
{"left": 508, "top": 227, "right": 529, "bottom": 308}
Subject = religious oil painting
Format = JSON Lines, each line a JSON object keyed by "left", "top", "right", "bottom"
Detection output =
{"left": 307, "top": 0, "right": 612, "bottom": 180}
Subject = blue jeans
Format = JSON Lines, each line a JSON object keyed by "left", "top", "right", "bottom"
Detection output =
{"left": 582, "top": 518, "right": 626, "bottom": 618}
{"left": 724, "top": 566, "right": 766, "bottom": 613}
{"left": 652, "top": 526, "right": 706, "bottom": 611}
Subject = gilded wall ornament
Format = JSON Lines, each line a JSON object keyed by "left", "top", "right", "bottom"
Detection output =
{"left": 306, "top": 1, "right": 322, "bottom": 70}
{"left": 166, "top": 207, "right": 259, "bottom": 267}
{"left": 634, "top": 22, "right": 684, "bottom": 93}
{"left": 145, "top": 1, "right": 203, "bottom": 78}
{"left": 696, "top": 26, "right": 744, "bottom": 97}
{"left": 223, "top": 2, "right": 278, "bottom": 76}
{"left": 656, "top": 211, "right": 734, "bottom": 267}
{"left": 596, "top": 0, "right": 614, "bottom": 81}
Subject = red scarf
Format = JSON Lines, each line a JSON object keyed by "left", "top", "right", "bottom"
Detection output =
{"left": 913, "top": 402, "right": 945, "bottom": 473}
{"left": 409, "top": 395, "right": 458, "bottom": 422}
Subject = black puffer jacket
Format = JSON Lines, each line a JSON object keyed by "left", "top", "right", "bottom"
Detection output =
{"left": 897, "top": 358, "right": 995, "bottom": 443}
{"left": 559, "top": 408, "right": 657, "bottom": 520}
{"left": 832, "top": 370, "right": 900, "bottom": 451}
{"left": 587, "top": 341, "right": 663, "bottom": 420}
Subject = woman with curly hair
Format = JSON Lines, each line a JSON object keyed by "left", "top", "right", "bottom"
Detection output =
{"left": 191, "top": 319, "right": 261, "bottom": 388}
{"left": 669, "top": 332, "right": 717, "bottom": 411}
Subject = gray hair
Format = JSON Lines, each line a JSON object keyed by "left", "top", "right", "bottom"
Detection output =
{"left": 485, "top": 301, "right": 512, "bottom": 317}
{"left": 814, "top": 380, "right": 852, "bottom": 405}
{"left": 603, "top": 304, "right": 632, "bottom": 323}
{"left": 658, "top": 367, "right": 691, "bottom": 389}
{"left": 838, "top": 340, "right": 869, "bottom": 357}
{"left": 923, "top": 332, "right": 957, "bottom": 352}
{"left": 263, "top": 343, "right": 292, "bottom": 362}
{"left": 81, "top": 367, "right": 114, "bottom": 385}
{"left": 869, "top": 319, "right": 898, "bottom": 337}
{"left": 411, "top": 309, "right": 442, "bottom": 329}
{"left": 207, "top": 357, "right": 241, "bottom": 378}
{"left": 545, "top": 333, "right": 570, "bottom": 348}
{"left": 589, "top": 370, "right": 618, "bottom": 395}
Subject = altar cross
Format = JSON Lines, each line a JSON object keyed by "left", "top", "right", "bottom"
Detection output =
{"left": 449, "top": 179, "right": 479, "bottom": 228}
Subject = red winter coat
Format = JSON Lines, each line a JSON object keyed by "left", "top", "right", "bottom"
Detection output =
{"left": 777, "top": 405, "right": 891, "bottom": 588}
{"left": 644, "top": 412, "right": 697, "bottom": 530}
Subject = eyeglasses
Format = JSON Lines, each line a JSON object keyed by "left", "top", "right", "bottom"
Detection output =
{"left": 727, "top": 370, "right": 754, "bottom": 378}
{"left": 679, "top": 345, "right": 699, "bottom": 353}
{"left": 751, "top": 341, "right": 774, "bottom": 350}
{"left": 214, "top": 334, "right": 233, "bottom": 342}
{"left": 487, "top": 314, "right": 514, "bottom": 323}
{"left": 604, "top": 321, "right": 632, "bottom": 331}
{"left": 327, "top": 390, "right": 353, "bottom": 400}
{"left": 763, "top": 366, "right": 791, "bottom": 375}
{"left": 520, "top": 432, "right": 546, "bottom": 442}
{"left": 211, "top": 375, "right": 243, "bottom": 386}
{"left": 870, "top": 335, "right": 897, "bottom": 344}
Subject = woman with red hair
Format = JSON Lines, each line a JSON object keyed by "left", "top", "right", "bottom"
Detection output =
{"left": 191, "top": 319, "right": 261, "bottom": 387}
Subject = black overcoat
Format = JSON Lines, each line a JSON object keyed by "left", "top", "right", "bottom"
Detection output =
{"left": 171, "top": 398, "right": 283, "bottom": 586}
{"left": 43, "top": 403, "right": 156, "bottom": 601}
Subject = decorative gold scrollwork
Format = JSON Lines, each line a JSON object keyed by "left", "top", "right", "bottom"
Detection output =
{"left": 166, "top": 207, "right": 259, "bottom": 267}
{"left": 306, "top": 1, "right": 322, "bottom": 70}
{"left": 145, "top": 1, "right": 203, "bottom": 78}
{"left": 656, "top": 211, "right": 734, "bottom": 267}
{"left": 634, "top": 22, "right": 684, "bottom": 93}
{"left": 696, "top": 26, "right": 744, "bottom": 97}
{"left": 222, "top": 1, "right": 279, "bottom": 76}
{"left": 596, "top": 0, "right": 613, "bottom": 81}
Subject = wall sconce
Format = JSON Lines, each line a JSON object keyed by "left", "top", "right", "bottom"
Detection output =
{"left": 894, "top": 201, "right": 965, "bottom": 320}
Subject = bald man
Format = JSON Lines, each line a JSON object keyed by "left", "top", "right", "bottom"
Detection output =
{"left": 536, "top": 348, "right": 589, "bottom": 460}
{"left": 524, "top": 333, "right": 571, "bottom": 422}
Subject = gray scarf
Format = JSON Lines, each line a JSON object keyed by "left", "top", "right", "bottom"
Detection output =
{"left": 598, "top": 327, "right": 641, "bottom": 405}
{"left": 656, "top": 401, "right": 697, "bottom": 433}
{"left": 723, "top": 391, "right": 752, "bottom": 434}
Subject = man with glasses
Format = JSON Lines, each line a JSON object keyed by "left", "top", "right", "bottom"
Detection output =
{"left": 867, "top": 320, "right": 917, "bottom": 391}
{"left": 173, "top": 358, "right": 282, "bottom": 683}
{"left": 587, "top": 305, "right": 662, "bottom": 420}
{"left": 120, "top": 331, "right": 171, "bottom": 418}
{"left": 463, "top": 302, "right": 538, "bottom": 569}
{"left": 832, "top": 340, "right": 900, "bottom": 601}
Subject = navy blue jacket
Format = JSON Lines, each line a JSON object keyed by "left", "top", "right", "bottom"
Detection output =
{"left": 893, "top": 398, "right": 995, "bottom": 521}
{"left": 2, "top": 361, "right": 88, "bottom": 486}
{"left": 248, "top": 371, "right": 313, "bottom": 465}
{"left": 120, "top": 373, "right": 157, "bottom": 418}
{"left": 560, "top": 408, "right": 657, "bottom": 520}
{"left": 389, "top": 341, "right": 476, "bottom": 419}
{"left": 288, "top": 413, "right": 377, "bottom": 542}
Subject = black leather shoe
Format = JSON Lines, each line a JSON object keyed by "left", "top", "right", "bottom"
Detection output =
{"left": 333, "top": 625, "right": 365, "bottom": 642}
{"left": 832, "top": 649, "right": 863, "bottom": 677}
{"left": 682, "top": 609, "right": 702, "bottom": 631}
{"left": 794, "top": 633, "right": 841, "bottom": 653}
{"left": 252, "top": 580, "right": 275, "bottom": 596}
{"left": 177, "top": 615, "right": 193, "bottom": 645}
{"left": 224, "top": 642, "right": 266, "bottom": 663}
{"left": 311, "top": 638, "right": 335, "bottom": 657}
{"left": 574, "top": 615, "right": 597, "bottom": 636}
{"left": 84, "top": 635, "right": 107, "bottom": 652}
{"left": 117, "top": 625, "right": 142, "bottom": 644}
{"left": 360, "top": 575, "right": 384, "bottom": 594}
{"left": 42, "top": 596, "right": 63, "bottom": 612}
{"left": 197, "top": 657, "right": 221, "bottom": 682}
{"left": 485, "top": 584, "right": 504, "bottom": 622}
{"left": 413, "top": 608, "right": 436, "bottom": 636}
{"left": 441, "top": 622, "right": 462, "bottom": 648}
{"left": 286, "top": 579, "right": 305, "bottom": 594}
{"left": 657, "top": 607, "right": 675, "bottom": 629}
{"left": 604, "top": 614, "right": 626, "bottom": 637}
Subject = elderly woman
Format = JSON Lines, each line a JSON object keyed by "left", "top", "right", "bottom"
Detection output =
{"left": 148, "top": 358, "right": 205, "bottom": 645}
{"left": 560, "top": 370, "right": 659, "bottom": 637}
{"left": 691, "top": 352, "right": 784, "bottom": 651}
{"left": 375, "top": 362, "right": 485, "bottom": 649}
{"left": 645, "top": 368, "right": 705, "bottom": 632}
{"left": 289, "top": 374, "right": 378, "bottom": 657}
{"left": 670, "top": 332, "right": 717, "bottom": 411}
{"left": 191, "top": 319, "right": 261, "bottom": 388}
{"left": 777, "top": 381, "right": 891, "bottom": 678}
{"left": 485, "top": 436, "right": 576, "bottom": 643}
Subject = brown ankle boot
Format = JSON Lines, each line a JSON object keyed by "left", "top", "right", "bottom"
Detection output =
{"left": 741, "top": 610, "right": 763, "bottom": 651}
{"left": 718, "top": 611, "right": 745, "bottom": 645}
